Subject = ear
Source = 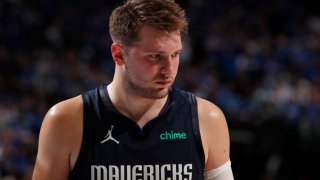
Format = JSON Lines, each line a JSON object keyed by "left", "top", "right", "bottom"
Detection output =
{"left": 111, "top": 43, "right": 125, "bottom": 65}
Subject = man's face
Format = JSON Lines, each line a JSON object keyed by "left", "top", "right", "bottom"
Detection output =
{"left": 122, "top": 26, "right": 182, "bottom": 99}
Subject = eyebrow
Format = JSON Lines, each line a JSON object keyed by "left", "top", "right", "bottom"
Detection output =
{"left": 145, "top": 49, "right": 183, "bottom": 54}
{"left": 174, "top": 49, "right": 183, "bottom": 53}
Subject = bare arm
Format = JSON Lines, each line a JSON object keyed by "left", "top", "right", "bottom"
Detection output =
{"left": 197, "top": 98, "right": 233, "bottom": 173}
{"left": 32, "top": 96, "right": 83, "bottom": 180}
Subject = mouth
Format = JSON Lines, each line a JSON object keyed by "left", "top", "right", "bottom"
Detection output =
{"left": 155, "top": 80, "right": 171, "bottom": 86}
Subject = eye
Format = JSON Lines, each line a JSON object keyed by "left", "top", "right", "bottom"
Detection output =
{"left": 149, "top": 54, "right": 161, "bottom": 59}
{"left": 171, "top": 52, "right": 180, "bottom": 58}
{"left": 147, "top": 54, "right": 162, "bottom": 63}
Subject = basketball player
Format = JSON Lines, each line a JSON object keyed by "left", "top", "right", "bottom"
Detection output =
{"left": 32, "top": 0, "right": 234, "bottom": 179}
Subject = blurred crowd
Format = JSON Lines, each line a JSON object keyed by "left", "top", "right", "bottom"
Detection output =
{"left": 0, "top": 0, "right": 319, "bottom": 179}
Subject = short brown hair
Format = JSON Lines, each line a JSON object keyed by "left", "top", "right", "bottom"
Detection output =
{"left": 109, "top": 0, "right": 188, "bottom": 47}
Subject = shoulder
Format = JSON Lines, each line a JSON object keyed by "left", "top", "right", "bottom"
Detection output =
{"left": 44, "top": 95, "right": 83, "bottom": 130}
{"left": 196, "top": 97, "right": 231, "bottom": 171}
{"left": 33, "top": 95, "right": 84, "bottom": 179}
{"left": 196, "top": 97, "right": 228, "bottom": 146}
{"left": 40, "top": 95, "right": 83, "bottom": 152}
{"left": 47, "top": 95, "right": 83, "bottom": 120}
{"left": 196, "top": 97, "right": 226, "bottom": 125}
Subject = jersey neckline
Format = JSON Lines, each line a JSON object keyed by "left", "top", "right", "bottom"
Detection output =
{"left": 99, "top": 84, "right": 175, "bottom": 133}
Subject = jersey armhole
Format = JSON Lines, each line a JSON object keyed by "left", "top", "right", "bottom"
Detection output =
{"left": 189, "top": 93, "right": 206, "bottom": 168}
{"left": 69, "top": 92, "right": 89, "bottom": 178}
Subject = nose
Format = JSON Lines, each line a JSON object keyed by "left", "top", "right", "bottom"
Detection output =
{"left": 160, "top": 56, "right": 173, "bottom": 75}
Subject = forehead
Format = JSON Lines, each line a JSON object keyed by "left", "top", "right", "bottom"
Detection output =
{"left": 131, "top": 26, "right": 182, "bottom": 52}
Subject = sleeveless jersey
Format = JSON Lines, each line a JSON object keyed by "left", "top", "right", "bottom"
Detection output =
{"left": 69, "top": 84, "right": 205, "bottom": 180}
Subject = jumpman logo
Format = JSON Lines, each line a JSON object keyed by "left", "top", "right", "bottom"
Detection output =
{"left": 101, "top": 125, "right": 120, "bottom": 144}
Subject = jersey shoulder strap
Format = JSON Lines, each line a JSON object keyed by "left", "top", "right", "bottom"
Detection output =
{"left": 188, "top": 92, "right": 205, "bottom": 167}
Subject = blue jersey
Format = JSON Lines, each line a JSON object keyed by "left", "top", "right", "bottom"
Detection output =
{"left": 69, "top": 84, "right": 205, "bottom": 180}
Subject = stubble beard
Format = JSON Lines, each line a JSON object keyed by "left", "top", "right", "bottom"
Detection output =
{"left": 124, "top": 67, "right": 173, "bottom": 99}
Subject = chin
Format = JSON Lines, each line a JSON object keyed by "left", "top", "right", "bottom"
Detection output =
{"left": 155, "top": 91, "right": 169, "bottom": 99}
{"left": 144, "top": 88, "right": 170, "bottom": 99}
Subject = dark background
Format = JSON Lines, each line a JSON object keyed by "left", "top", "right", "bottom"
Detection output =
{"left": 0, "top": 0, "right": 319, "bottom": 179}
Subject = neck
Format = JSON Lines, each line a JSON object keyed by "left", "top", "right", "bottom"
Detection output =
{"left": 107, "top": 82, "right": 168, "bottom": 127}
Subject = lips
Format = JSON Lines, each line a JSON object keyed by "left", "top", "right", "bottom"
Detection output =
{"left": 155, "top": 80, "right": 171, "bottom": 86}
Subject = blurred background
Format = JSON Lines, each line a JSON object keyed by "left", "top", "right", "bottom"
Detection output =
{"left": 0, "top": 0, "right": 319, "bottom": 179}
